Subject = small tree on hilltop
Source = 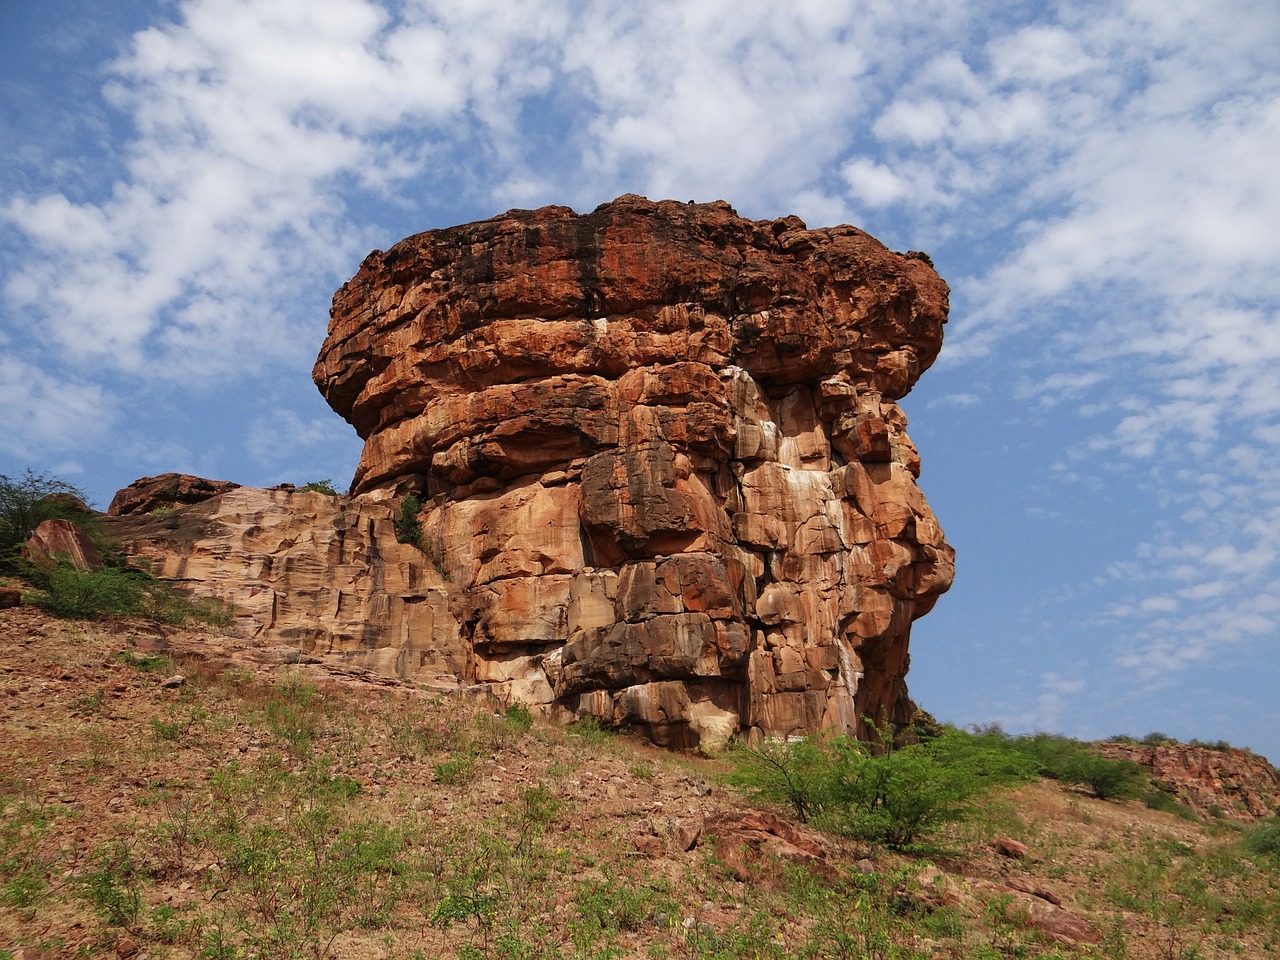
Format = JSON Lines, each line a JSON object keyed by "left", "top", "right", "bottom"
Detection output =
{"left": 0, "top": 470, "right": 92, "bottom": 562}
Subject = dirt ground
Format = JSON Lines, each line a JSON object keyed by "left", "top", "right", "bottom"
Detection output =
{"left": 1, "top": 604, "right": 1276, "bottom": 959}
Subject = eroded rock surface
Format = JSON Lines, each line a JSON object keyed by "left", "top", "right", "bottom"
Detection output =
{"left": 109, "top": 473, "right": 241, "bottom": 517}
{"left": 24, "top": 519, "right": 101, "bottom": 571}
{"left": 302, "top": 195, "right": 955, "bottom": 746}
{"left": 108, "top": 487, "right": 463, "bottom": 684}
{"left": 1099, "top": 742, "right": 1280, "bottom": 820}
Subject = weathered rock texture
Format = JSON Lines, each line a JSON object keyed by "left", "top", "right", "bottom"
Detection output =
{"left": 108, "top": 486, "right": 463, "bottom": 684}
{"left": 108, "top": 473, "right": 241, "bottom": 517}
{"left": 1098, "top": 742, "right": 1279, "bottom": 821}
{"left": 301, "top": 195, "right": 955, "bottom": 746}
{"left": 23, "top": 519, "right": 101, "bottom": 571}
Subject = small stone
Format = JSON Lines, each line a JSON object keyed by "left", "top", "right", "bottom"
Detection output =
{"left": 675, "top": 818, "right": 702, "bottom": 851}
{"left": 160, "top": 675, "right": 186, "bottom": 689}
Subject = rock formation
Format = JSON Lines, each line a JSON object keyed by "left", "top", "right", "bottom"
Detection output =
{"left": 1098, "top": 741, "right": 1279, "bottom": 820}
{"left": 23, "top": 519, "right": 101, "bottom": 571}
{"left": 115, "top": 195, "right": 954, "bottom": 748}
{"left": 108, "top": 473, "right": 241, "bottom": 517}
{"left": 108, "top": 485, "right": 464, "bottom": 684}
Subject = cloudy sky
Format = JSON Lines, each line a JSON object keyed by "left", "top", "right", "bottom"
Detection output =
{"left": 4, "top": 0, "right": 1279, "bottom": 759}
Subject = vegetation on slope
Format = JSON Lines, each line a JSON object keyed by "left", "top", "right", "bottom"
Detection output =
{"left": 1, "top": 470, "right": 232, "bottom": 626}
{"left": 1, "top": 609, "right": 1278, "bottom": 960}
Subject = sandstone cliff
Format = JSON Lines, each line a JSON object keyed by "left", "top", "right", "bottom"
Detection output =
{"left": 116, "top": 196, "right": 954, "bottom": 748}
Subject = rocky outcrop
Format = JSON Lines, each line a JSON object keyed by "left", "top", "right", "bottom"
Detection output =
{"left": 1098, "top": 742, "right": 1279, "bottom": 820}
{"left": 23, "top": 519, "right": 101, "bottom": 571}
{"left": 108, "top": 473, "right": 241, "bottom": 517}
{"left": 107, "top": 486, "right": 462, "bottom": 683}
{"left": 309, "top": 195, "right": 952, "bottom": 746}
{"left": 114, "top": 195, "right": 953, "bottom": 749}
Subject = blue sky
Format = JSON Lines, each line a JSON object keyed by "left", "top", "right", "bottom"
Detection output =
{"left": 4, "top": 0, "right": 1279, "bottom": 760}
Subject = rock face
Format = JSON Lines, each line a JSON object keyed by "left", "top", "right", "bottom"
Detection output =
{"left": 301, "top": 195, "right": 954, "bottom": 747}
{"left": 23, "top": 519, "right": 101, "bottom": 571}
{"left": 1099, "top": 742, "right": 1279, "bottom": 820}
{"left": 108, "top": 486, "right": 463, "bottom": 684}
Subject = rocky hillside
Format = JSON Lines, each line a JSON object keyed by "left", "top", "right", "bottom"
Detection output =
{"left": 1, "top": 606, "right": 1277, "bottom": 959}
{"left": 111, "top": 195, "right": 955, "bottom": 750}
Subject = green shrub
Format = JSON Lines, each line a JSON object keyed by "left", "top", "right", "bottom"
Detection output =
{"left": 302, "top": 479, "right": 339, "bottom": 495}
{"left": 392, "top": 493, "right": 450, "bottom": 577}
{"left": 1143, "top": 784, "right": 1198, "bottom": 820}
{"left": 1243, "top": 817, "right": 1280, "bottom": 859}
{"left": 78, "top": 844, "right": 142, "bottom": 930}
{"left": 567, "top": 715, "right": 618, "bottom": 746}
{"left": 22, "top": 557, "right": 234, "bottom": 625}
{"left": 502, "top": 702, "right": 534, "bottom": 733}
{"left": 1060, "top": 752, "right": 1144, "bottom": 800}
{"left": 26, "top": 562, "right": 145, "bottom": 619}
{"left": 433, "top": 757, "right": 475, "bottom": 785}
{"left": 393, "top": 494, "right": 424, "bottom": 548}
{"left": 822, "top": 728, "right": 1037, "bottom": 848}
{"left": 729, "top": 726, "right": 1037, "bottom": 848}
{"left": 727, "top": 737, "right": 830, "bottom": 823}
{"left": 1007, "top": 732, "right": 1144, "bottom": 800}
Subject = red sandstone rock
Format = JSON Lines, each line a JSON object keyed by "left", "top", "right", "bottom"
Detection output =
{"left": 107, "top": 485, "right": 462, "bottom": 681}
{"left": 1099, "top": 741, "right": 1279, "bottom": 820}
{"left": 23, "top": 519, "right": 101, "bottom": 571}
{"left": 107, "top": 473, "right": 240, "bottom": 517}
{"left": 699, "top": 810, "right": 831, "bottom": 882}
{"left": 309, "top": 196, "right": 953, "bottom": 746}
{"left": 112, "top": 196, "right": 954, "bottom": 749}
{"left": 995, "top": 837, "right": 1030, "bottom": 859}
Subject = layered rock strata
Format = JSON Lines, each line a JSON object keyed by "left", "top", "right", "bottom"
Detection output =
{"left": 302, "top": 195, "right": 955, "bottom": 747}
{"left": 108, "top": 485, "right": 464, "bottom": 683}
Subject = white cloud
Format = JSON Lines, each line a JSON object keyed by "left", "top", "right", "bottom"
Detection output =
{"left": 247, "top": 409, "right": 352, "bottom": 465}
{"left": 0, "top": 356, "right": 117, "bottom": 459}
{"left": 987, "top": 26, "right": 1095, "bottom": 85}
{"left": 3, "top": 0, "right": 574, "bottom": 382}
{"left": 841, "top": 158, "right": 914, "bottom": 207}
{"left": 925, "top": 392, "right": 981, "bottom": 409}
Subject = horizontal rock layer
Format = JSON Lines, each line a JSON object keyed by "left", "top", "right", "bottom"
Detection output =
{"left": 119, "top": 196, "right": 956, "bottom": 748}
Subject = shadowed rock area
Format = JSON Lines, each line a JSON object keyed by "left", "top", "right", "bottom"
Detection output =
{"left": 115, "top": 195, "right": 955, "bottom": 748}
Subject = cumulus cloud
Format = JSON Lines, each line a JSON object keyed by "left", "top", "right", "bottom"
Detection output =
{"left": 4, "top": 0, "right": 1280, "bottom": 743}
{"left": 247, "top": 409, "right": 354, "bottom": 466}
{"left": 0, "top": 356, "right": 117, "bottom": 460}
{"left": 2, "top": 0, "right": 572, "bottom": 382}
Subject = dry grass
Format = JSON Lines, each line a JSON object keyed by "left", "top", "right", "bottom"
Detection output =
{"left": 1, "top": 606, "right": 1276, "bottom": 959}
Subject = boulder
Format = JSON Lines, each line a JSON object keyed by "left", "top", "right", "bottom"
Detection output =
{"left": 23, "top": 519, "right": 101, "bottom": 571}
{"left": 108, "top": 473, "right": 241, "bottom": 517}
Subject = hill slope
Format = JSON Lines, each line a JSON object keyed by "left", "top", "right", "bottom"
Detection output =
{"left": 1, "top": 606, "right": 1277, "bottom": 959}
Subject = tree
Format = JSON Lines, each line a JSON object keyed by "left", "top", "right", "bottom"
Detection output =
{"left": 0, "top": 470, "right": 91, "bottom": 559}
{"left": 823, "top": 728, "right": 1037, "bottom": 849}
